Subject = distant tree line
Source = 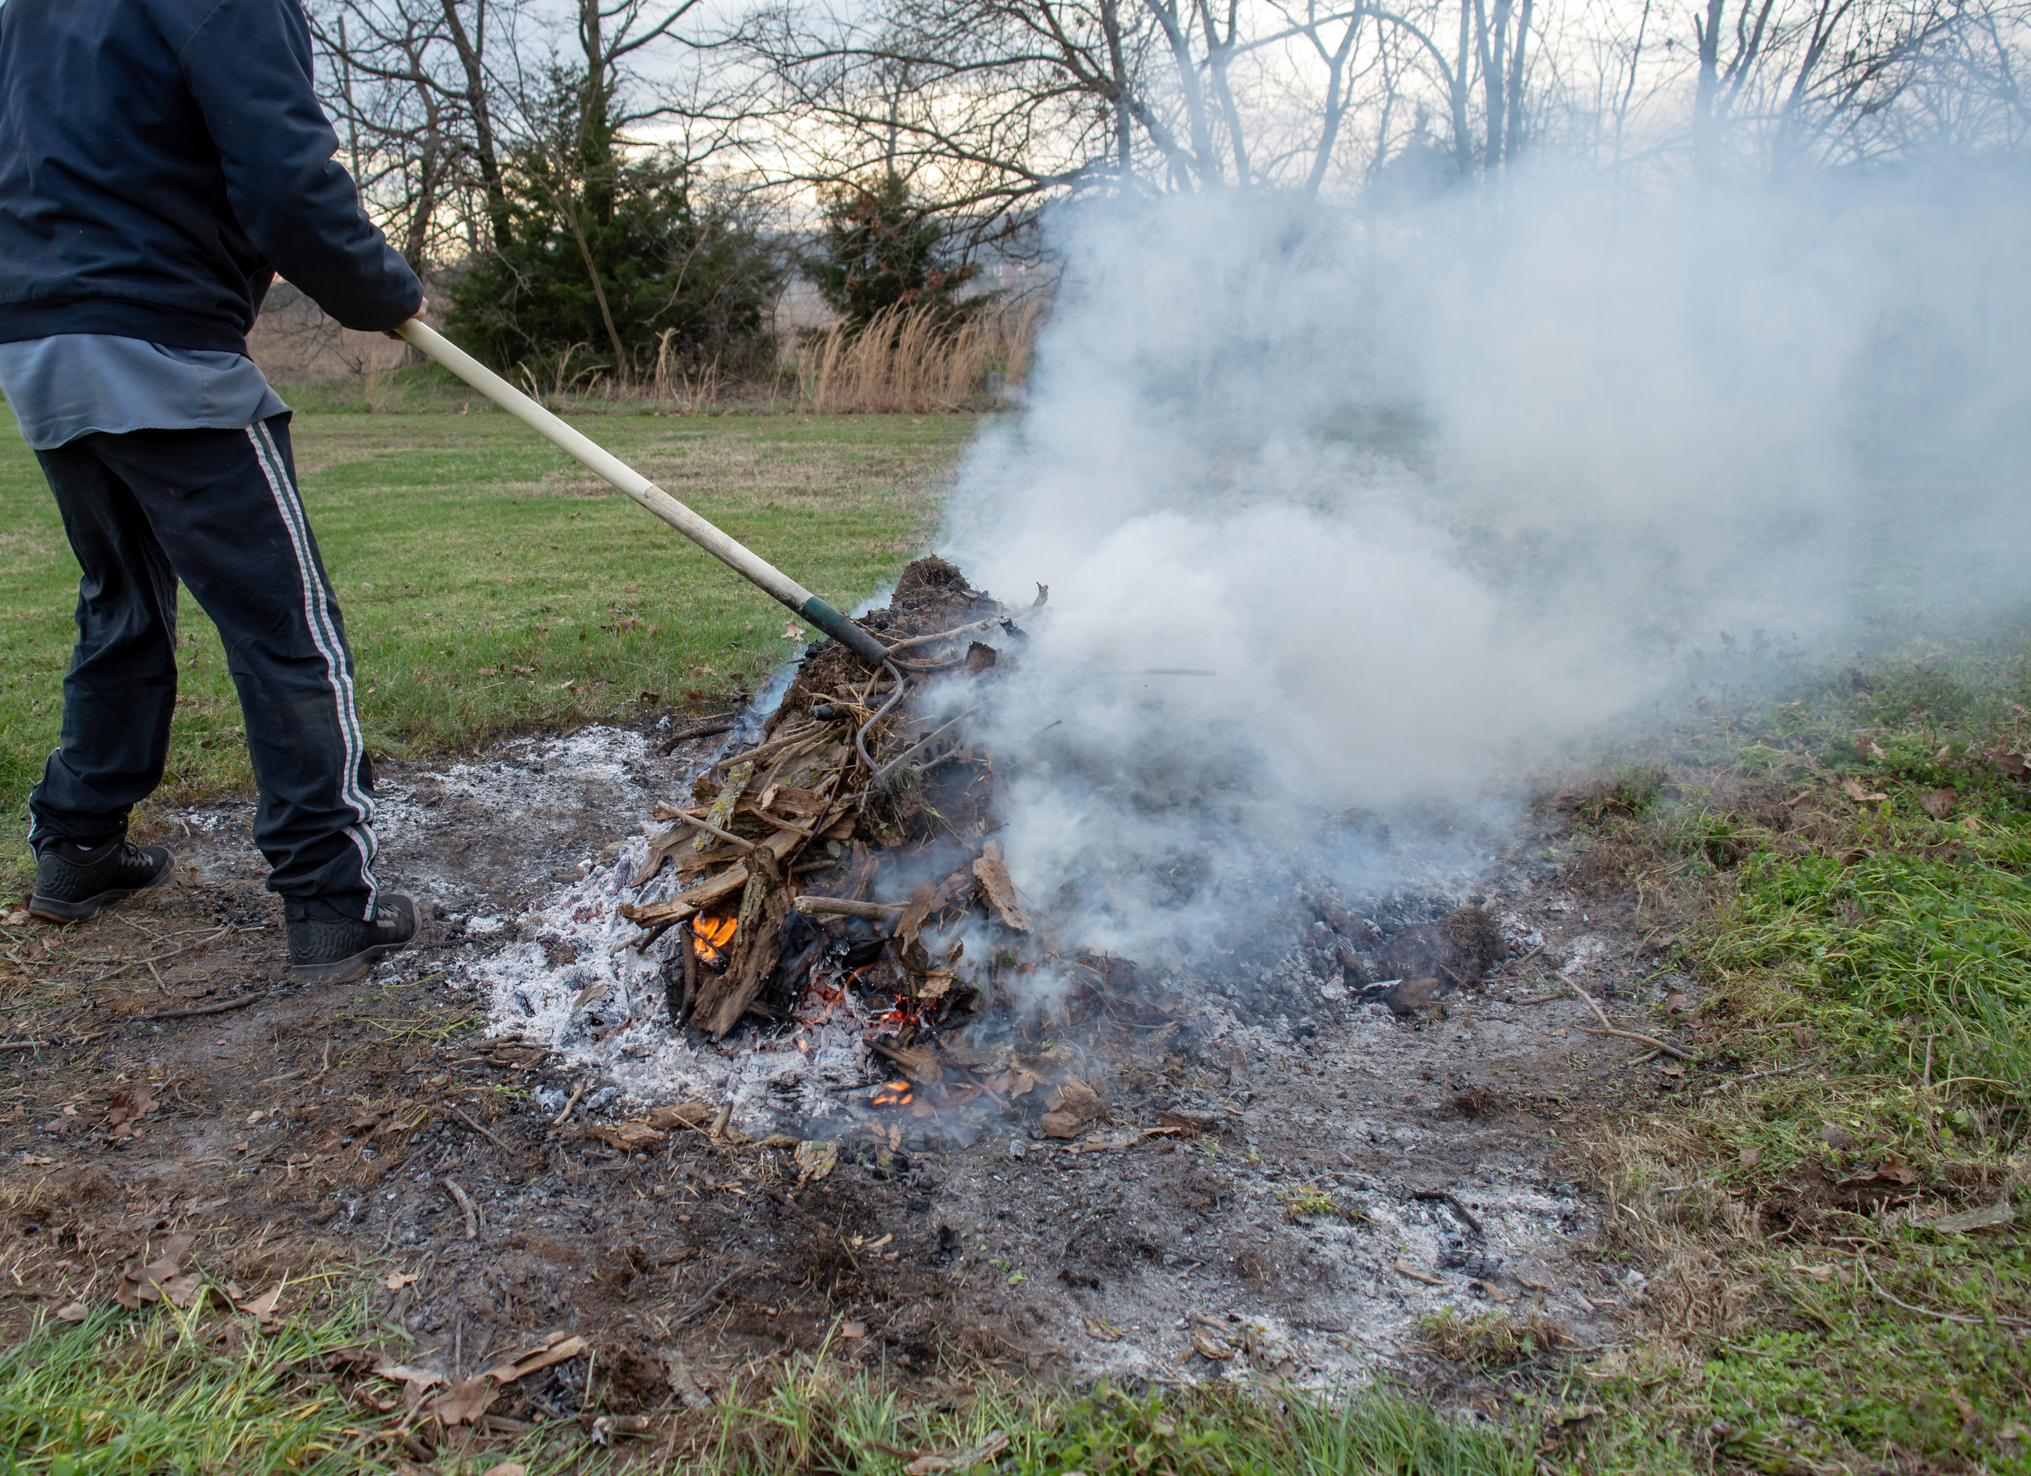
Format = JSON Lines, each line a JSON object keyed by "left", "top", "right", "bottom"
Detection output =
{"left": 309, "top": 0, "right": 2031, "bottom": 379}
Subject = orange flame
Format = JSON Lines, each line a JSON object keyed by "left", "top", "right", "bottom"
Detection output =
{"left": 870, "top": 1079, "right": 914, "bottom": 1107}
{"left": 692, "top": 913, "right": 737, "bottom": 965}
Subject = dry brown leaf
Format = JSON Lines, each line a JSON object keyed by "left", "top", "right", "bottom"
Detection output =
{"left": 383, "top": 1271, "right": 420, "bottom": 1292}
{"left": 642, "top": 1100, "right": 714, "bottom": 1131}
{"left": 1047, "top": 1078, "right": 1103, "bottom": 1125}
{"left": 431, "top": 1374, "right": 498, "bottom": 1426}
{"left": 904, "top": 1432, "right": 1010, "bottom": 1475}
{"left": 794, "top": 1139, "right": 838, "bottom": 1182}
{"left": 1841, "top": 776, "right": 1889, "bottom": 803}
{"left": 244, "top": 1282, "right": 285, "bottom": 1330}
{"left": 1739, "top": 1146, "right": 1761, "bottom": 1167}
{"left": 1082, "top": 1314, "right": 1124, "bottom": 1342}
{"left": 971, "top": 843, "right": 1030, "bottom": 933}
{"left": 55, "top": 1299, "right": 89, "bottom": 1322}
{"left": 161, "top": 1271, "right": 206, "bottom": 1310}
{"left": 1039, "top": 1110, "right": 1086, "bottom": 1139}
{"left": 1394, "top": 1259, "right": 1445, "bottom": 1286}
{"left": 484, "top": 1332, "right": 588, "bottom": 1385}
{"left": 1991, "top": 746, "right": 2030, "bottom": 781}
{"left": 1920, "top": 787, "right": 1958, "bottom": 820}
{"left": 1190, "top": 1328, "right": 1235, "bottom": 1359}
{"left": 480, "top": 1465, "right": 528, "bottom": 1476}
{"left": 105, "top": 1085, "right": 154, "bottom": 1140}
{"left": 590, "top": 1120, "right": 668, "bottom": 1151}
{"left": 116, "top": 1233, "right": 193, "bottom": 1310}
{"left": 1929, "top": 1201, "right": 2014, "bottom": 1234}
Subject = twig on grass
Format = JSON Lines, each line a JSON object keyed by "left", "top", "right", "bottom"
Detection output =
{"left": 1735, "top": 1058, "right": 1818, "bottom": 1083}
{"left": 1569, "top": 981, "right": 1698, "bottom": 1061}
{"left": 94, "top": 925, "right": 261, "bottom": 982}
{"left": 450, "top": 1105, "right": 518, "bottom": 1158}
{"left": 551, "top": 1079, "right": 588, "bottom": 1127}
{"left": 670, "top": 1265, "right": 766, "bottom": 1327}
{"left": 140, "top": 993, "right": 264, "bottom": 1023}
{"left": 443, "top": 1178, "right": 479, "bottom": 1240}
{"left": 1857, "top": 1253, "right": 2031, "bottom": 1329}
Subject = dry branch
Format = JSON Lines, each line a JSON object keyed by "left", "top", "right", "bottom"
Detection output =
{"left": 1568, "top": 981, "right": 1697, "bottom": 1061}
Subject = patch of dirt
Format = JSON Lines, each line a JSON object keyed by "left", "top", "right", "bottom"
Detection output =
{"left": 0, "top": 707, "right": 1709, "bottom": 1434}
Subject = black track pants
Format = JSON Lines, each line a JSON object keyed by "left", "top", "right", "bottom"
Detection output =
{"left": 27, "top": 414, "right": 381, "bottom": 918}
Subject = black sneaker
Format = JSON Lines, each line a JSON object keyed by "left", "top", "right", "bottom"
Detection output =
{"left": 29, "top": 838, "right": 175, "bottom": 922}
{"left": 286, "top": 893, "right": 417, "bottom": 984}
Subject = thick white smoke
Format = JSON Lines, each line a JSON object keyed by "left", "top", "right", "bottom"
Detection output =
{"left": 939, "top": 165, "right": 2031, "bottom": 952}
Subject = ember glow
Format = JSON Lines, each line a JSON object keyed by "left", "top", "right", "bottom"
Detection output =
{"left": 691, "top": 913, "right": 736, "bottom": 966}
{"left": 870, "top": 1079, "right": 914, "bottom": 1107}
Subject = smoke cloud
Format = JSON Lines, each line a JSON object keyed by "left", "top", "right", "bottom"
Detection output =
{"left": 939, "top": 163, "right": 2031, "bottom": 953}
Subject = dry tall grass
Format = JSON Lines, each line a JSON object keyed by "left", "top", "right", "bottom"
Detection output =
{"left": 799, "top": 297, "right": 1044, "bottom": 413}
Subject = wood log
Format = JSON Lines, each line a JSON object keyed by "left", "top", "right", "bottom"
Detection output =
{"left": 792, "top": 897, "right": 903, "bottom": 919}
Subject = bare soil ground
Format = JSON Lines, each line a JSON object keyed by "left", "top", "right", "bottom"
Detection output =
{"left": 0, "top": 727, "right": 1704, "bottom": 1450}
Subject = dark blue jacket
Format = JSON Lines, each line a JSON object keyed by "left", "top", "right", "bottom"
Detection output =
{"left": 0, "top": 0, "right": 422, "bottom": 353}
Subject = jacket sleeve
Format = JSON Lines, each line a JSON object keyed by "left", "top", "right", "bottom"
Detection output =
{"left": 178, "top": 0, "right": 423, "bottom": 331}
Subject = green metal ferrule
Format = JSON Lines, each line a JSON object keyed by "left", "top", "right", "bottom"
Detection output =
{"left": 798, "top": 595, "right": 891, "bottom": 666}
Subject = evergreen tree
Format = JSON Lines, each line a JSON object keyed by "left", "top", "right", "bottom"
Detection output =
{"left": 448, "top": 72, "right": 783, "bottom": 379}
{"left": 810, "top": 172, "right": 975, "bottom": 328}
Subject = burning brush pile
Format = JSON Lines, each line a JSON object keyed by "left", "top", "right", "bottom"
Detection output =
{"left": 479, "top": 555, "right": 1517, "bottom": 1145}
{"left": 603, "top": 556, "right": 1183, "bottom": 1142}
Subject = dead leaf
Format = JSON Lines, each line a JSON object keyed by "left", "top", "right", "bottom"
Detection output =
{"left": 1394, "top": 1259, "right": 1445, "bottom": 1286}
{"left": 373, "top": 1360, "right": 449, "bottom": 1417}
{"left": 481, "top": 1465, "right": 528, "bottom": 1476}
{"left": 839, "top": 1320, "right": 866, "bottom": 1338}
{"left": 1082, "top": 1314, "right": 1124, "bottom": 1342}
{"left": 1838, "top": 1160, "right": 1917, "bottom": 1189}
{"left": 1962, "top": 816, "right": 1984, "bottom": 833}
{"left": 971, "top": 843, "right": 1030, "bottom": 933}
{"left": 781, "top": 621, "right": 805, "bottom": 641}
{"left": 1190, "top": 1327, "right": 1235, "bottom": 1360}
{"left": 1928, "top": 1201, "right": 2014, "bottom": 1234}
{"left": 484, "top": 1332, "right": 588, "bottom": 1385}
{"left": 643, "top": 1100, "right": 714, "bottom": 1131}
{"left": 1868, "top": 740, "right": 1888, "bottom": 760}
{"left": 1841, "top": 777, "right": 1889, "bottom": 803}
{"left": 105, "top": 1085, "right": 154, "bottom": 1140}
{"left": 1991, "top": 746, "right": 2030, "bottom": 781}
{"left": 1039, "top": 1111, "right": 1086, "bottom": 1139}
{"left": 1920, "top": 787, "right": 1957, "bottom": 820}
{"left": 1835, "top": 846, "right": 1870, "bottom": 866}
{"left": 384, "top": 1271, "right": 421, "bottom": 1292}
{"left": 590, "top": 1119, "right": 668, "bottom": 1152}
{"left": 243, "top": 1282, "right": 285, "bottom": 1330}
{"left": 1046, "top": 1078, "right": 1103, "bottom": 1126}
{"left": 161, "top": 1271, "right": 206, "bottom": 1309}
{"left": 904, "top": 1432, "right": 1010, "bottom": 1474}
{"left": 1739, "top": 1146, "right": 1761, "bottom": 1168}
{"left": 794, "top": 1139, "right": 838, "bottom": 1182}
{"left": 116, "top": 1234, "right": 193, "bottom": 1310}
{"left": 55, "top": 1299, "right": 89, "bottom": 1322}
{"left": 431, "top": 1374, "right": 498, "bottom": 1426}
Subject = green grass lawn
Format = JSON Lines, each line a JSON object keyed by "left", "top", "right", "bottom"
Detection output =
{"left": 1555, "top": 634, "right": 2031, "bottom": 1474}
{"left": 0, "top": 409, "right": 978, "bottom": 881}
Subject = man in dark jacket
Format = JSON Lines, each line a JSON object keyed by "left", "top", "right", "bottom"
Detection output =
{"left": 0, "top": 0, "right": 421, "bottom": 983}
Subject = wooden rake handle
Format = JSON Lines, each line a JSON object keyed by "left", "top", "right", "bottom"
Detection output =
{"left": 396, "top": 319, "right": 890, "bottom": 666}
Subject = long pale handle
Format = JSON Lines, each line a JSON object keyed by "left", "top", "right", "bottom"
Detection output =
{"left": 396, "top": 319, "right": 889, "bottom": 665}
